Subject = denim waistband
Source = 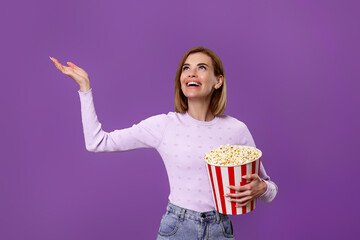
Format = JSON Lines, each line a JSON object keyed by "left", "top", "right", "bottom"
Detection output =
{"left": 166, "top": 202, "right": 222, "bottom": 223}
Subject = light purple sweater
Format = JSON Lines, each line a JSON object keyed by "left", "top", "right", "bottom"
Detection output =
{"left": 78, "top": 88, "right": 278, "bottom": 212}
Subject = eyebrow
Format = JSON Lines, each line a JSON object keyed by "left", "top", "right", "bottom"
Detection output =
{"left": 183, "top": 63, "right": 209, "bottom": 67}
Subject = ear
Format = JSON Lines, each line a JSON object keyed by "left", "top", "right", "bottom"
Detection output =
{"left": 216, "top": 75, "right": 224, "bottom": 88}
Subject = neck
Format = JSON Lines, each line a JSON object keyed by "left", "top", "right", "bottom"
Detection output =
{"left": 187, "top": 97, "right": 215, "bottom": 121}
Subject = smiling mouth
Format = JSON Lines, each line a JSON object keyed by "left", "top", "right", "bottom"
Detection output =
{"left": 186, "top": 81, "right": 201, "bottom": 87}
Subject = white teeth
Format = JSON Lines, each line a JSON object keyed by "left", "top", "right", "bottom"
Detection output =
{"left": 187, "top": 82, "right": 200, "bottom": 86}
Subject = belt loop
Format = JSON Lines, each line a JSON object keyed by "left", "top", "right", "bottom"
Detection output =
{"left": 179, "top": 208, "right": 186, "bottom": 222}
{"left": 215, "top": 211, "right": 220, "bottom": 224}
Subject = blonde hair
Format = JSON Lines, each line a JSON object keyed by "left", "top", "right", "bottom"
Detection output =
{"left": 174, "top": 46, "right": 227, "bottom": 116}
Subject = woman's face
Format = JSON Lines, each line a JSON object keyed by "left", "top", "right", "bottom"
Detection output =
{"left": 180, "top": 52, "right": 222, "bottom": 101}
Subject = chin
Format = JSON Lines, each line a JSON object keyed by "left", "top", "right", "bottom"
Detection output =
{"left": 185, "top": 95, "right": 206, "bottom": 100}
{"left": 181, "top": 89, "right": 208, "bottom": 100}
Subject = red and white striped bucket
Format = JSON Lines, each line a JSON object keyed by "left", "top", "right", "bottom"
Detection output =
{"left": 205, "top": 157, "right": 261, "bottom": 215}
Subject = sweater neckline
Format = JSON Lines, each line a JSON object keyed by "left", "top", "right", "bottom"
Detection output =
{"left": 184, "top": 111, "right": 219, "bottom": 126}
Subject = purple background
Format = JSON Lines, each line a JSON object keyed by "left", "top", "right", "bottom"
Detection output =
{"left": 1, "top": 0, "right": 359, "bottom": 239}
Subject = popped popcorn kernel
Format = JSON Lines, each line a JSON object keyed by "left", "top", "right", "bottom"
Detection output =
{"left": 204, "top": 144, "right": 262, "bottom": 166}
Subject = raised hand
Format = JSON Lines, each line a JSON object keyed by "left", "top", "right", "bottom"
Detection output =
{"left": 50, "top": 56, "right": 91, "bottom": 92}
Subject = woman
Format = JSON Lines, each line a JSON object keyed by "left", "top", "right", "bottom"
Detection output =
{"left": 50, "top": 46, "right": 278, "bottom": 239}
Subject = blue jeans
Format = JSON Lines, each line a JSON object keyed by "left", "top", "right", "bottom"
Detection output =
{"left": 156, "top": 202, "right": 235, "bottom": 240}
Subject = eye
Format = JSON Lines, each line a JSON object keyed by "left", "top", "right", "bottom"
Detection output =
{"left": 199, "top": 66, "right": 206, "bottom": 70}
{"left": 182, "top": 66, "right": 189, "bottom": 71}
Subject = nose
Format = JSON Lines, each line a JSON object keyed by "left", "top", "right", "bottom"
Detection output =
{"left": 188, "top": 68, "right": 197, "bottom": 78}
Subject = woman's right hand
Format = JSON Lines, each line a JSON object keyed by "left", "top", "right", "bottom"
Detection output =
{"left": 50, "top": 57, "right": 91, "bottom": 92}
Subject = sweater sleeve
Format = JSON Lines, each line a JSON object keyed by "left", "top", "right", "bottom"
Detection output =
{"left": 238, "top": 122, "right": 278, "bottom": 203}
{"left": 78, "top": 88, "right": 168, "bottom": 152}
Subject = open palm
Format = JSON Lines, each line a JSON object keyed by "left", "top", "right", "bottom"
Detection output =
{"left": 50, "top": 57, "right": 90, "bottom": 89}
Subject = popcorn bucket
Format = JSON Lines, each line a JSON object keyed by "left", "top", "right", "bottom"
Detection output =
{"left": 205, "top": 156, "right": 262, "bottom": 215}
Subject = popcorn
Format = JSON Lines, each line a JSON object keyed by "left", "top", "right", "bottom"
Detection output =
{"left": 204, "top": 144, "right": 262, "bottom": 166}
{"left": 204, "top": 144, "right": 263, "bottom": 214}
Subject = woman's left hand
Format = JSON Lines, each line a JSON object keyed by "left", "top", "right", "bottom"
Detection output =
{"left": 225, "top": 174, "right": 267, "bottom": 207}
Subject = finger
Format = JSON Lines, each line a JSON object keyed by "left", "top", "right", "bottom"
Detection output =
{"left": 236, "top": 199, "right": 251, "bottom": 207}
{"left": 242, "top": 174, "right": 261, "bottom": 183}
{"left": 67, "top": 64, "right": 83, "bottom": 75}
{"left": 225, "top": 191, "right": 250, "bottom": 199}
{"left": 67, "top": 62, "right": 88, "bottom": 77}
{"left": 227, "top": 185, "right": 249, "bottom": 192}
{"left": 67, "top": 62, "right": 85, "bottom": 73}
{"left": 233, "top": 196, "right": 252, "bottom": 204}
{"left": 57, "top": 63, "right": 68, "bottom": 73}
{"left": 227, "top": 185, "right": 241, "bottom": 191}
{"left": 52, "top": 59, "right": 63, "bottom": 69}
{"left": 54, "top": 61, "right": 64, "bottom": 72}
{"left": 51, "top": 58, "right": 72, "bottom": 75}
{"left": 67, "top": 61, "right": 77, "bottom": 69}
{"left": 52, "top": 59, "right": 67, "bottom": 72}
{"left": 55, "top": 62, "right": 73, "bottom": 75}
{"left": 53, "top": 60, "right": 61, "bottom": 67}
{"left": 242, "top": 174, "right": 258, "bottom": 180}
{"left": 50, "top": 57, "right": 60, "bottom": 64}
